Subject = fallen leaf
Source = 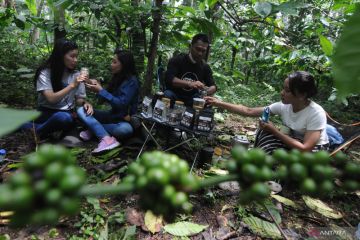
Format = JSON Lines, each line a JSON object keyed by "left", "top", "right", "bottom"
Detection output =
{"left": 214, "top": 147, "right": 223, "bottom": 156}
{"left": 216, "top": 215, "right": 228, "bottom": 227}
{"left": 242, "top": 215, "right": 282, "bottom": 239}
{"left": 164, "top": 221, "right": 208, "bottom": 236}
{"left": 126, "top": 208, "right": 144, "bottom": 226}
{"left": 271, "top": 195, "right": 300, "bottom": 209}
{"left": 302, "top": 196, "right": 343, "bottom": 219}
{"left": 207, "top": 167, "right": 229, "bottom": 175}
{"left": 144, "top": 210, "right": 163, "bottom": 234}
{"left": 220, "top": 204, "right": 234, "bottom": 214}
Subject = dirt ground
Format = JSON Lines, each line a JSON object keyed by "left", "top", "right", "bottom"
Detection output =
{"left": 0, "top": 114, "right": 359, "bottom": 239}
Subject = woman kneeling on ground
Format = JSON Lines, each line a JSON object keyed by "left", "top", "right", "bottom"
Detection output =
{"left": 77, "top": 49, "right": 139, "bottom": 154}
{"left": 205, "top": 71, "right": 329, "bottom": 154}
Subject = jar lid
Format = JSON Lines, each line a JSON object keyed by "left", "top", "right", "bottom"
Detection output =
{"left": 0, "top": 149, "right": 6, "bottom": 155}
{"left": 175, "top": 101, "right": 184, "bottom": 105}
{"left": 193, "top": 98, "right": 205, "bottom": 102}
{"left": 162, "top": 97, "right": 170, "bottom": 103}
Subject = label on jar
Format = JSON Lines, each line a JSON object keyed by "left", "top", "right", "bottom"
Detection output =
{"left": 196, "top": 116, "right": 212, "bottom": 131}
{"left": 180, "top": 110, "right": 194, "bottom": 128}
{"left": 168, "top": 112, "right": 178, "bottom": 125}
{"left": 141, "top": 96, "right": 152, "bottom": 118}
{"left": 153, "top": 100, "right": 166, "bottom": 122}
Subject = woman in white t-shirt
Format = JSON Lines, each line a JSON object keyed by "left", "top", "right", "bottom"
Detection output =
{"left": 205, "top": 71, "right": 329, "bottom": 153}
{"left": 21, "top": 39, "right": 93, "bottom": 138}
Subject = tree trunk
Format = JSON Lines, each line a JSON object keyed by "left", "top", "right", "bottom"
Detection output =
{"left": 131, "top": 0, "right": 146, "bottom": 75}
{"left": 142, "top": 0, "right": 163, "bottom": 96}
{"left": 244, "top": 43, "right": 250, "bottom": 84}
{"left": 30, "top": 0, "right": 45, "bottom": 44}
{"left": 54, "top": 6, "right": 66, "bottom": 41}
{"left": 113, "top": 15, "right": 122, "bottom": 48}
{"left": 230, "top": 46, "right": 237, "bottom": 72}
{"left": 3, "top": 0, "right": 14, "bottom": 8}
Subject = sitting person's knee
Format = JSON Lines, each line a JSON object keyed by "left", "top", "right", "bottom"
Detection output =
{"left": 55, "top": 112, "right": 73, "bottom": 123}
{"left": 112, "top": 124, "right": 133, "bottom": 140}
{"left": 76, "top": 107, "right": 87, "bottom": 119}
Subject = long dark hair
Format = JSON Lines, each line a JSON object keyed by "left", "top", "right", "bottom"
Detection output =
{"left": 107, "top": 49, "right": 137, "bottom": 93}
{"left": 34, "top": 39, "right": 78, "bottom": 92}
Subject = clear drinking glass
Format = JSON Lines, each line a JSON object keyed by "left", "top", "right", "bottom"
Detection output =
{"left": 80, "top": 67, "right": 89, "bottom": 77}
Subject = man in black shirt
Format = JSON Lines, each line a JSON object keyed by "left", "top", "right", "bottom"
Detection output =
{"left": 164, "top": 33, "right": 217, "bottom": 107}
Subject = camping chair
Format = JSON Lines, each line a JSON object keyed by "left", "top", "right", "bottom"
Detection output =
{"left": 326, "top": 112, "right": 360, "bottom": 156}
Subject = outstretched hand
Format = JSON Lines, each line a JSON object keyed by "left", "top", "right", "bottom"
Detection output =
{"left": 204, "top": 96, "right": 221, "bottom": 106}
{"left": 85, "top": 79, "right": 103, "bottom": 93}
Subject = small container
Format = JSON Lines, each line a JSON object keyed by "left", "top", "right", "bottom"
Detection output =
{"left": 162, "top": 98, "right": 171, "bottom": 122}
{"left": 153, "top": 100, "right": 165, "bottom": 122}
{"left": 195, "top": 109, "right": 213, "bottom": 132}
{"left": 174, "top": 101, "right": 185, "bottom": 111}
{"left": 141, "top": 96, "right": 153, "bottom": 118}
{"left": 152, "top": 91, "right": 164, "bottom": 108}
{"left": 168, "top": 112, "right": 178, "bottom": 125}
{"left": 193, "top": 98, "right": 205, "bottom": 109}
{"left": 198, "top": 147, "right": 214, "bottom": 169}
{"left": 200, "top": 86, "right": 209, "bottom": 98}
{"left": 0, "top": 149, "right": 6, "bottom": 162}
{"left": 261, "top": 106, "right": 270, "bottom": 122}
{"left": 180, "top": 108, "right": 195, "bottom": 129}
{"left": 232, "top": 135, "right": 250, "bottom": 149}
{"left": 80, "top": 67, "right": 89, "bottom": 78}
{"left": 193, "top": 106, "right": 202, "bottom": 130}
{"left": 168, "top": 101, "right": 185, "bottom": 126}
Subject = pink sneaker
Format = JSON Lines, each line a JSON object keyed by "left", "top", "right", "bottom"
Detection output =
{"left": 79, "top": 130, "right": 93, "bottom": 141}
{"left": 92, "top": 136, "right": 120, "bottom": 154}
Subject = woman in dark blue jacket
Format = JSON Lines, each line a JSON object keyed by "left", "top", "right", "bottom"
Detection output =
{"left": 77, "top": 49, "right": 139, "bottom": 154}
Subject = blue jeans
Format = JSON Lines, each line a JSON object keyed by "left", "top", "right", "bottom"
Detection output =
{"left": 21, "top": 109, "right": 74, "bottom": 137}
{"left": 76, "top": 107, "right": 133, "bottom": 140}
{"left": 164, "top": 89, "right": 200, "bottom": 107}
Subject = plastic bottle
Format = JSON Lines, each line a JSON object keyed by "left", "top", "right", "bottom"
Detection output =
{"left": 0, "top": 149, "right": 6, "bottom": 162}
{"left": 261, "top": 106, "right": 270, "bottom": 122}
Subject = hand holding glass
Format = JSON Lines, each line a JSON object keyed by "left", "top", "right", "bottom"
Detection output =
{"left": 80, "top": 67, "right": 91, "bottom": 84}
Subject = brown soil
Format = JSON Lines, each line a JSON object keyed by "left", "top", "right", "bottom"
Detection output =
{"left": 0, "top": 113, "right": 359, "bottom": 239}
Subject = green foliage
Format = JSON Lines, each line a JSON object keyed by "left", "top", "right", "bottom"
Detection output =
{"left": 163, "top": 221, "right": 208, "bottom": 237}
{"left": 0, "top": 145, "right": 86, "bottom": 227}
{"left": 126, "top": 151, "right": 199, "bottom": 222}
{"left": 254, "top": 2, "right": 272, "bottom": 17}
{"left": 333, "top": 4, "right": 360, "bottom": 97}
{"left": 319, "top": 35, "right": 333, "bottom": 56}
{"left": 0, "top": 0, "right": 358, "bottom": 120}
{"left": 242, "top": 215, "right": 282, "bottom": 239}
{"left": 0, "top": 107, "right": 39, "bottom": 137}
{"left": 25, "top": 0, "right": 37, "bottom": 16}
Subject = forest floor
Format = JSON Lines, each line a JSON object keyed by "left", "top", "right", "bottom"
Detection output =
{"left": 0, "top": 114, "right": 359, "bottom": 240}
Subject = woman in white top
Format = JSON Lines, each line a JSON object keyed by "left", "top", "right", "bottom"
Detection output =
{"left": 22, "top": 39, "right": 93, "bottom": 138}
{"left": 205, "top": 71, "right": 329, "bottom": 153}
